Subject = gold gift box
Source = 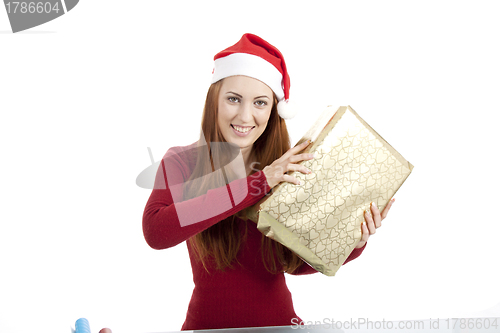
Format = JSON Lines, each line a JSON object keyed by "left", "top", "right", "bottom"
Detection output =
{"left": 248, "top": 106, "right": 414, "bottom": 276}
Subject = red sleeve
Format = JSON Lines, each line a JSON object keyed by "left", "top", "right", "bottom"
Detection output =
{"left": 142, "top": 147, "right": 271, "bottom": 250}
{"left": 288, "top": 243, "right": 367, "bottom": 275}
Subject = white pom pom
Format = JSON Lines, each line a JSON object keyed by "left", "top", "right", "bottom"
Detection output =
{"left": 277, "top": 100, "right": 297, "bottom": 119}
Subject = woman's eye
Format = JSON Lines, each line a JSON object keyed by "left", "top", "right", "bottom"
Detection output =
{"left": 255, "top": 100, "right": 267, "bottom": 107}
{"left": 228, "top": 97, "right": 239, "bottom": 103}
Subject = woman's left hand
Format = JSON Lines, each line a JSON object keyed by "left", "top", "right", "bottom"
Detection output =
{"left": 355, "top": 199, "right": 395, "bottom": 249}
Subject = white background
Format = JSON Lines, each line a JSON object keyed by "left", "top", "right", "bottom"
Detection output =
{"left": 1, "top": 1, "right": 499, "bottom": 332}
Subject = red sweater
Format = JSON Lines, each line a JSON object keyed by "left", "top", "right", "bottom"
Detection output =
{"left": 142, "top": 143, "right": 366, "bottom": 330}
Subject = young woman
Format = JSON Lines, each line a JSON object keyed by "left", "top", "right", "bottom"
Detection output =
{"left": 142, "top": 33, "right": 393, "bottom": 330}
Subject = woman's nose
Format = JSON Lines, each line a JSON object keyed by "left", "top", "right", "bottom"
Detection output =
{"left": 238, "top": 102, "right": 253, "bottom": 122}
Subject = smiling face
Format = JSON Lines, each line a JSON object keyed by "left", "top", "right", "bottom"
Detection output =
{"left": 217, "top": 75, "right": 274, "bottom": 155}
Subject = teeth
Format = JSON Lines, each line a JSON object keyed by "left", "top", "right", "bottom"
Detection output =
{"left": 233, "top": 125, "right": 252, "bottom": 133}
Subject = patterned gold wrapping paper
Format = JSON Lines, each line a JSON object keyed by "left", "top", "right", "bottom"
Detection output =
{"left": 248, "top": 105, "right": 414, "bottom": 276}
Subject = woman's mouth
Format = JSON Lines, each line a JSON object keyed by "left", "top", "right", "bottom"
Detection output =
{"left": 231, "top": 124, "right": 254, "bottom": 136}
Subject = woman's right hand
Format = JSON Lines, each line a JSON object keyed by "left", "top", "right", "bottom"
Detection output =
{"left": 262, "top": 140, "right": 314, "bottom": 188}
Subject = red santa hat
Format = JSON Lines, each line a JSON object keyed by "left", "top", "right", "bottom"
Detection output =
{"left": 211, "top": 33, "right": 296, "bottom": 119}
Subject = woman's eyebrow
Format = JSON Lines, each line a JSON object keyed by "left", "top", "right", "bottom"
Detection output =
{"left": 226, "top": 91, "right": 243, "bottom": 98}
{"left": 225, "top": 92, "right": 269, "bottom": 99}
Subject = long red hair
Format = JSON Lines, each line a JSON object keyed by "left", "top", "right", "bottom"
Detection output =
{"left": 184, "top": 79, "right": 304, "bottom": 274}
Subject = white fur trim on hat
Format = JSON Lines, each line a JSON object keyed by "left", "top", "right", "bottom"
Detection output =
{"left": 212, "top": 53, "right": 285, "bottom": 100}
{"left": 277, "top": 100, "right": 296, "bottom": 120}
